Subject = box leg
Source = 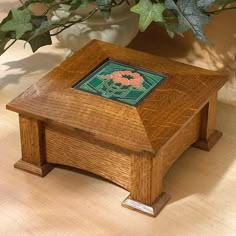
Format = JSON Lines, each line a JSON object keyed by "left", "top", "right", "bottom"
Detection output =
{"left": 122, "top": 152, "right": 170, "bottom": 217}
{"left": 14, "top": 115, "right": 53, "bottom": 177}
{"left": 193, "top": 93, "right": 222, "bottom": 151}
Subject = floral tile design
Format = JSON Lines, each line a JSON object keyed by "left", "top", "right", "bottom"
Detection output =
{"left": 73, "top": 60, "right": 167, "bottom": 106}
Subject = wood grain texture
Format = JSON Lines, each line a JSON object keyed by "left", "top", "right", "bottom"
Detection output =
{"left": 122, "top": 151, "right": 170, "bottom": 217}
{"left": 193, "top": 130, "right": 223, "bottom": 151}
{"left": 200, "top": 93, "right": 217, "bottom": 140}
{"left": 193, "top": 93, "right": 222, "bottom": 151}
{"left": 19, "top": 115, "right": 45, "bottom": 166}
{"left": 17, "top": 115, "right": 53, "bottom": 176}
{"left": 122, "top": 192, "right": 171, "bottom": 217}
{"left": 45, "top": 124, "right": 131, "bottom": 190}
{"left": 127, "top": 111, "right": 200, "bottom": 215}
{"left": 161, "top": 112, "right": 201, "bottom": 175}
{"left": 6, "top": 40, "right": 228, "bottom": 216}
{"left": 14, "top": 160, "right": 53, "bottom": 177}
{"left": 6, "top": 40, "right": 228, "bottom": 153}
{"left": 129, "top": 152, "right": 157, "bottom": 205}
{"left": 2, "top": 95, "right": 236, "bottom": 235}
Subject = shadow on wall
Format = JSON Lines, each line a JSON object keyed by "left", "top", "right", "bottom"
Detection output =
{"left": 130, "top": 12, "right": 236, "bottom": 71}
{"left": 0, "top": 53, "right": 63, "bottom": 89}
{"left": 129, "top": 7, "right": 236, "bottom": 106}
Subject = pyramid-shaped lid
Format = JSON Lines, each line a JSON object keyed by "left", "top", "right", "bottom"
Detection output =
{"left": 7, "top": 40, "right": 227, "bottom": 154}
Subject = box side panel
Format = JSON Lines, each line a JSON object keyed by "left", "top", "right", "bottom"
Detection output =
{"left": 44, "top": 125, "right": 131, "bottom": 190}
{"left": 160, "top": 112, "right": 201, "bottom": 176}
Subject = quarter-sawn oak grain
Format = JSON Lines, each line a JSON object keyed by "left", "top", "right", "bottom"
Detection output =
{"left": 6, "top": 40, "right": 228, "bottom": 216}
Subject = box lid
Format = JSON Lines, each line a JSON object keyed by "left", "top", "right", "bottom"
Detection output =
{"left": 7, "top": 40, "right": 228, "bottom": 154}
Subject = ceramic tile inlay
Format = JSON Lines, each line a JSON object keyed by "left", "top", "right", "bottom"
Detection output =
{"left": 73, "top": 60, "right": 167, "bottom": 106}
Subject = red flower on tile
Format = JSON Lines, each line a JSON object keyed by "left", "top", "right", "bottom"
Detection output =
{"left": 103, "top": 70, "right": 144, "bottom": 89}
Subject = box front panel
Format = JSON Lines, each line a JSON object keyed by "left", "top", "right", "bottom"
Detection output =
{"left": 44, "top": 124, "right": 131, "bottom": 190}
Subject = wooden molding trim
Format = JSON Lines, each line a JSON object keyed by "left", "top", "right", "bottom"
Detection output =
{"left": 14, "top": 160, "right": 54, "bottom": 177}
{"left": 193, "top": 130, "right": 223, "bottom": 151}
{"left": 122, "top": 192, "right": 171, "bottom": 217}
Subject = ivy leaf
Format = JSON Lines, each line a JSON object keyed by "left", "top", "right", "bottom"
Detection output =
{"left": 27, "top": 16, "right": 52, "bottom": 52}
{"left": 164, "top": 22, "right": 184, "bottom": 38}
{"left": 70, "top": 0, "right": 88, "bottom": 10}
{"left": 27, "top": 13, "right": 76, "bottom": 43}
{"left": 6, "top": 15, "right": 52, "bottom": 53}
{"left": 0, "top": 32, "right": 10, "bottom": 56}
{"left": 0, "top": 8, "right": 33, "bottom": 39}
{"left": 28, "top": 34, "right": 52, "bottom": 52}
{"left": 198, "top": 0, "right": 215, "bottom": 9}
{"left": 27, "top": 18, "right": 55, "bottom": 41}
{"left": 165, "top": 0, "right": 214, "bottom": 42}
{"left": 96, "top": 0, "right": 113, "bottom": 19}
{"left": 0, "top": 9, "right": 13, "bottom": 55}
{"left": 131, "top": 0, "right": 166, "bottom": 32}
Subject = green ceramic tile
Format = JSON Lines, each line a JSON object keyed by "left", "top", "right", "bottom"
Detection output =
{"left": 73, "top": 60, "right": 167, "bottom": 106}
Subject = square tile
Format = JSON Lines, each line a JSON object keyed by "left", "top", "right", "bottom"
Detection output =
{"left": 73, "top": 60, "right": 167, "bottom": 106}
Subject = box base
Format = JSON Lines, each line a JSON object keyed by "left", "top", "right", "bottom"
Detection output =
{"left": 122, "top": 192, "right": 171, "bottom": 217}
{"left": 193, "top": 130, "right": 222, "bottom": 151}
{"left": 14, "top": 160, "right": 54, "bottom": 177}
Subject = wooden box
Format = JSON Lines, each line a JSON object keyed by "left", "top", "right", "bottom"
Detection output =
{"left": 7, "top": 40, "right": 227, "bottom": 217}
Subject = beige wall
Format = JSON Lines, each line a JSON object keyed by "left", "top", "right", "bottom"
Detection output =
{"left": 130, "top": 5, "right": 236, "bottom": 106}
{"left": 175, "top": 8, "right": 236, "bottom": 106}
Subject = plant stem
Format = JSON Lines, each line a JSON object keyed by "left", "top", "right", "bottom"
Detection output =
{"left": 42, "top": 3, "right": 61, "bottom": 16}
{"left": 112, "top": 0, "right": 127, "bottom": 6}
{"left": 206, "top": 5, "right": 236, "bottom": 15}
{"left": 49, "top": 8, "right": 99, "bottom": 36}
{"left": 19, "top": 0, "right": 24, "bottom": 5}
{"left": 42, "top": 0, "right": 71, "bottom": 16}
{"left": 3, "top": 39, "right": 17, "bottom": 53}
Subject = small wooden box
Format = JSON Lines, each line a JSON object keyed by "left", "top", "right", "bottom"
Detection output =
{"left": 7, "top": 40, "right": 227, "bottom": 217}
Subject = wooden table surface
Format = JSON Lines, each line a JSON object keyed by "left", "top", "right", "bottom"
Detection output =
{"left": 0, "top": 1, "right": 236, "bottom": 235}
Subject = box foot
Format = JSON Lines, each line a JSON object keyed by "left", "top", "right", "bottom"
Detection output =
{"left": 122, "top": 192, "right": 171, "bottom": 217}
{"left": 193, "top": 130, "right": 222, "bottom": 151}
{"left": 14, "top": 160, "right": 54, "bottom": 177}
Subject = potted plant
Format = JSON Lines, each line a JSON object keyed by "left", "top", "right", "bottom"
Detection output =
{"left": 1, "top": 0, "right": 236, "bottom": 56}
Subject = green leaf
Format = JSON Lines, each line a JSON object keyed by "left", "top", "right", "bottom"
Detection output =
{"left": 5, "top": 15, "right": 53, "bottom": 53}
{"left": 164, "top": 22, "right": 183, "bottom": 38}
{"left": 27, "top": 13, "right": 76, "bottom": 43}
{"left": 131, "top": 0, "right": 166, "bottom": 32}
{"left": 198, "top": 0, "right": 215, "bottom": 9}
{"left": 27, "top": 15, "right": 52, "bottom": 52}
{"left": 28, "top": 20, "right": 55, "bottom": 41}
{"left": 0, "top": 8, "right": 33, "bottom": 39}
{"left": 28, "top": 33, "right": 52, "bottom": 52}
{"left": 70, "top": 0, "right": 88, "bottom": 10}
{"left": 96, "top": 0, "right": 113, "bottom": 19}
{"left": 0, "top": 31, "right": 11, "bottom": 56}
{"left": 165, "top": 0, "right": 214, "bottom": 42}
{"left": 0, "top": 9, "right": 13, "bottom": 55}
